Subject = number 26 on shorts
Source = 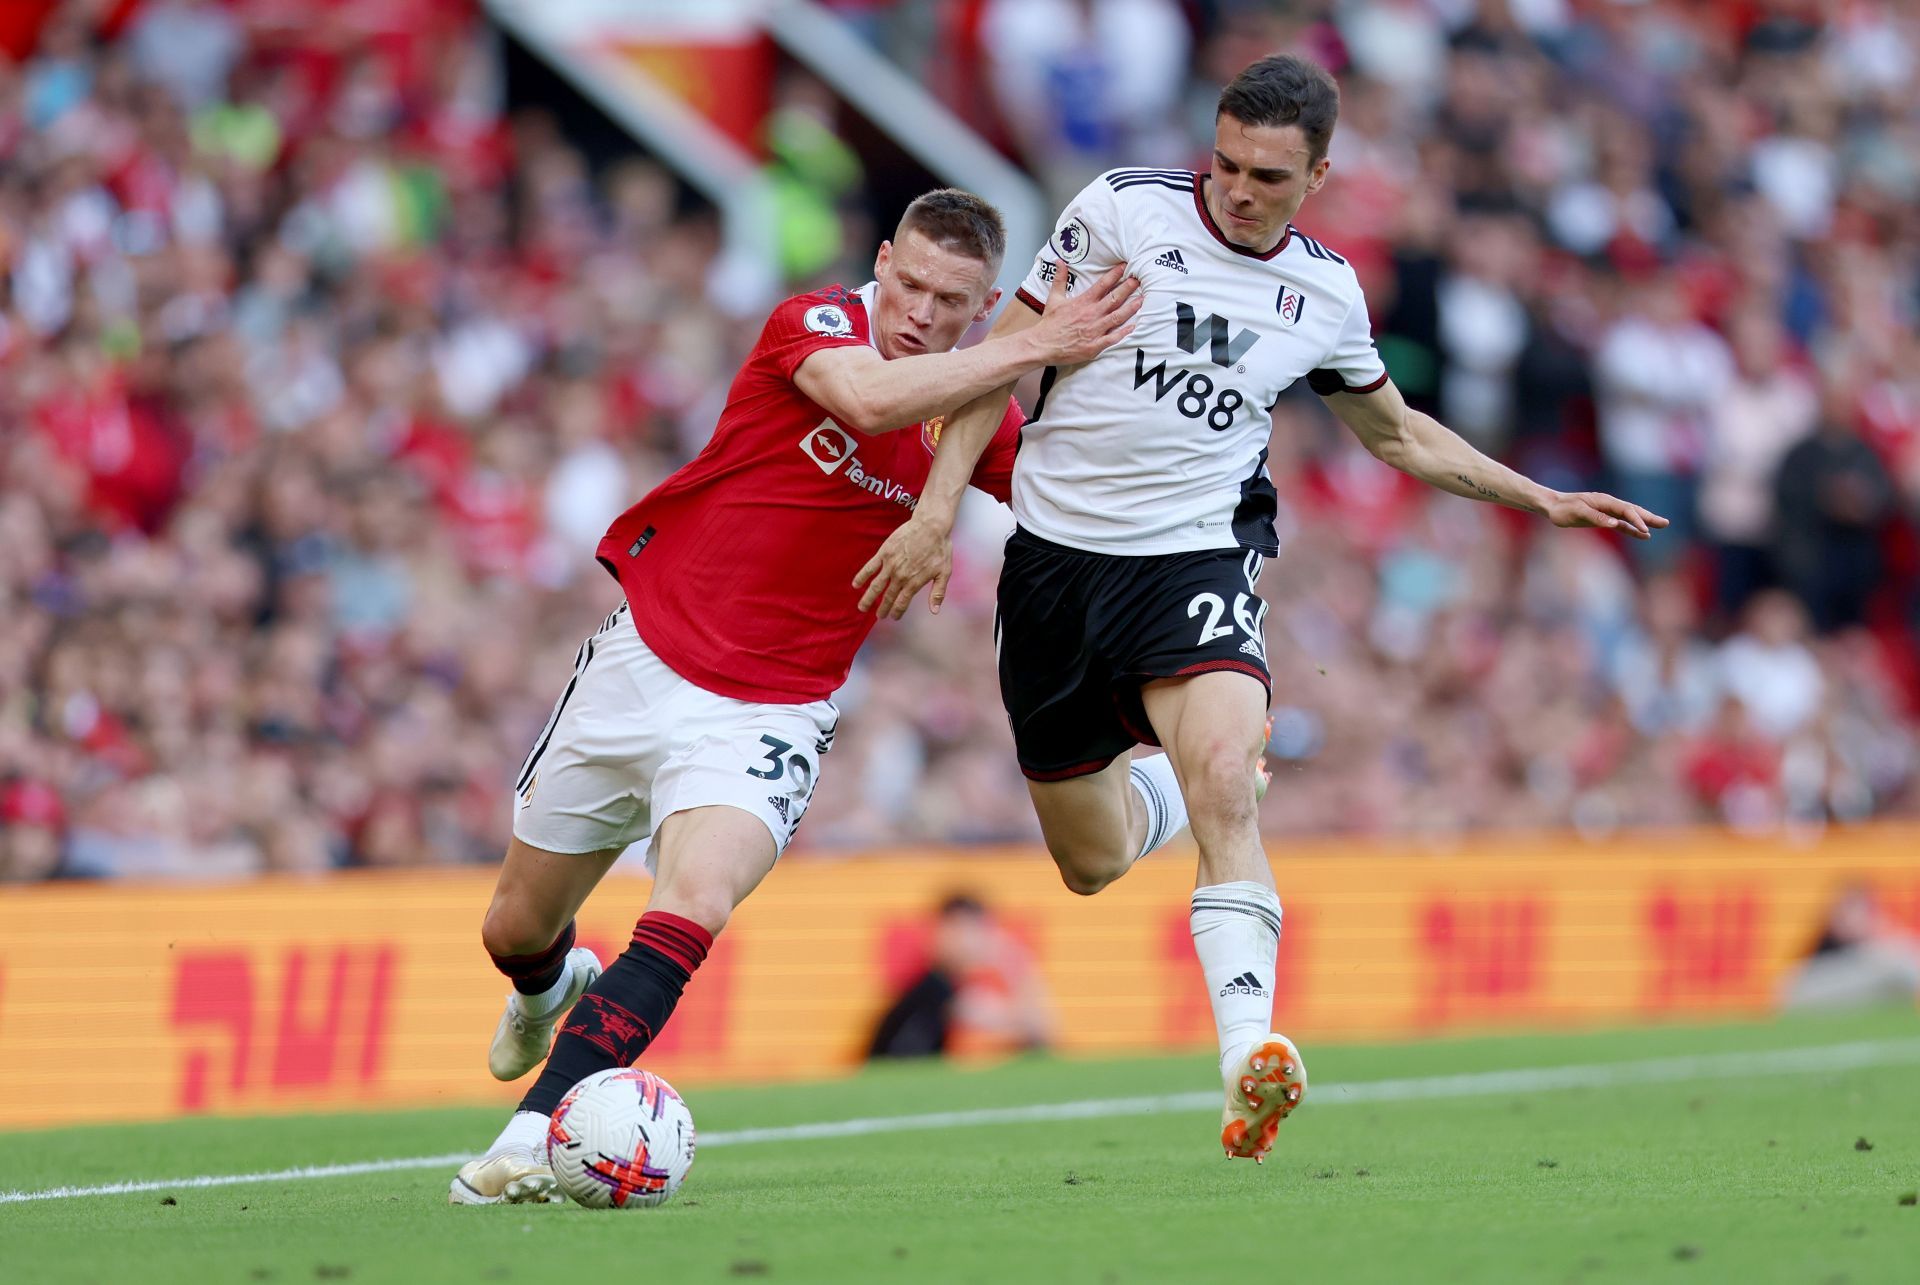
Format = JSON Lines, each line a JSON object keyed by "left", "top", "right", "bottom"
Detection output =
{"left": 1187, "top": 591, "right": 1267, "bottom": 657}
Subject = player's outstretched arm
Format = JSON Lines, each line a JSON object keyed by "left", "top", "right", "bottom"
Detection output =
{"left": 1325, "top": 379, "right": 1669, "bottom": 538}
{"left": 852, "top": 291, "right": 1049, "bottom": 617}
{"left": 795, "top": 265, "right": 1138, "bottom": 435}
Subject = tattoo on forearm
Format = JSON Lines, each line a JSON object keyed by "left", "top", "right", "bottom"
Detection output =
{"left": 1456, "top": 473, "right": 1502, "bottom": 502}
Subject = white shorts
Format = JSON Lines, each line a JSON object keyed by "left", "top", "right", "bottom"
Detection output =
{"left": 511, "top": 603, "right": 838, "bottom": 869}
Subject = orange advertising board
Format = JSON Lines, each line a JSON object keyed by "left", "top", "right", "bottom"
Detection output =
{"left": 2, "top": 828, "right": 1917, "bottom": 1130}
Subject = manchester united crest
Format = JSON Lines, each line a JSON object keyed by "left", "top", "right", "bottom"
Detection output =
{"left": 921, "top": 415, "right": 944, "bottom": 453}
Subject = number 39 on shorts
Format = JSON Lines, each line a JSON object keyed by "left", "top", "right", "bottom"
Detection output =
{"left": 744, "top": 733, "right": 814, "bottom": 795}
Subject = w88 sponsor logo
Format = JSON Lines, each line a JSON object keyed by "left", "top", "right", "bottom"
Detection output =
{"left": 1132, "top": 350, "right": 1245, "bottom": 431}
{"left": 1130, "top": 302, "right": 1261, "bottom": 431}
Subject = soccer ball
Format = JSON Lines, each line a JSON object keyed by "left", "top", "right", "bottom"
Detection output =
{"left": 545, "top": 1067, "right": 696, "bottom": 1209}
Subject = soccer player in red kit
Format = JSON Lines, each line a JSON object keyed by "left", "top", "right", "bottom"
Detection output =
{"left": 450, "top": 190, "right": 1141, "bottom": 1204}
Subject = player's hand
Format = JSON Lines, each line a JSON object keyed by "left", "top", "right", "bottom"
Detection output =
{"left": 1031, "top": 263, "right": 1142, "bottom": 366}
{"left": 854, "top": 514, "right": 953, "bottom": 619}
{"left": 1541, "top": 490, "right": 1669, "bottom": 540}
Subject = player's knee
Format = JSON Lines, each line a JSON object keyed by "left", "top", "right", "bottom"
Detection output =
{"left": 1061, "top": 869, "right": 1117, "bottom": 897}
{"left": 480, "top": 899, "right": 561, "bottom": 960}
{"left": 1050, "top": 846, "right": 1128, "bottom": 896}
{"left": 1183, "top": 741, "right": 1259, "bottom": 820}
{"left": 646, "top": 879, "right": 735, "bottom": 937}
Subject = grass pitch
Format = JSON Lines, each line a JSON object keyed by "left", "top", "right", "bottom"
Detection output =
{"left": 3, "top": 1010, "right": 1917, "bottom": 1284}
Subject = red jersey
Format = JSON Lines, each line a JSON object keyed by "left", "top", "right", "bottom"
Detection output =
{"left": 597, "top": 283, "right": 1024, "bottom": 704}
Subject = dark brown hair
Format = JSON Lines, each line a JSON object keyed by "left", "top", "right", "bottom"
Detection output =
{"left": 1217, "top": 55, "right": 1341, "bottom": 164}
{"left": 897, "top": 189, "right": 1006, "bottom": 269}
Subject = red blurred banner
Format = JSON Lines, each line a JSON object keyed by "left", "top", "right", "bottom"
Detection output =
{"left": 2, "top": 827, "right": 1916, "bottom": 1129}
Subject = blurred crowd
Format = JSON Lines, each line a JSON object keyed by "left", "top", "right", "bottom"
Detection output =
{"left": 2, "top": 0, "right": 1917, "bottom": 881}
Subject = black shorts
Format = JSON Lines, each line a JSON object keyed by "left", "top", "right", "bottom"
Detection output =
{"left": 996, "top": 528, "right": 1272, "bottom": 781}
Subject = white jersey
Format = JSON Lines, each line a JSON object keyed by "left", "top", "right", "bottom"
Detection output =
{"left": 1012, "top": 168, "right": 1388, "bottom": 556}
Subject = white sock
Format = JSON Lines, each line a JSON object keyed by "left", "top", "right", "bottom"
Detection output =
{"left": 513, "top": 953, "right": 576, "bottom": 1021}
{"left": 1129, "top": 754, "right": 1188, "bottom": 861}
{"left": 488, "top": 1109, "right": 550, "bottom": 1158}
{"left": 1189, "top": 881, "right": 1282, "bottom": 1075}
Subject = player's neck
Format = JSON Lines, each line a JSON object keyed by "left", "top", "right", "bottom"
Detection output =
{"left": 1201, "top": 177, "right": 1286, "bottom": 256}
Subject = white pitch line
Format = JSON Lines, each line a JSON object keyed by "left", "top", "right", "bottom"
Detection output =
{"left": 4, "top": 1036, "right": 1917, "bottom": 1206}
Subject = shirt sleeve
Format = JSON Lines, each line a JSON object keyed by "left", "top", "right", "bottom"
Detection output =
{"left": 1015, "top": 175, "right": 1132, "bottom": 314}
{"left": 966, "top": 396, "right": 1027, "bottom": 503}
{"left": 760, "top": 293, "right": 872, "bottom": 383}
{"left": 1306, "top": 290, "right": 1390, "bottom": 396}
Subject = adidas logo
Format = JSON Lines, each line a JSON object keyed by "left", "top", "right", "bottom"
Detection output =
{"left": 768, "top": 795, "right": 792, "bottom": 825}
{"left": 1218, "top": 971, "right": 1268, "bottom": 998}
{"left": 1153, "top": 248, "right": 1189, "bottom": 273}
{"left": 1239, "top": 638, "right": 1265, "bottom": 659}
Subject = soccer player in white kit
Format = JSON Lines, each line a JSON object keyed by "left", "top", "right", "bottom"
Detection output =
{"left": 856, "top": 55, "right": 1665, "bottom": 1163}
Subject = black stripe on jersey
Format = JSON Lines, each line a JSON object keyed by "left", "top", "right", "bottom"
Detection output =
{"left": 1110, "top": 176, "right": 1194, "bottom": 193}
{"left": 1292, "top": 229, "right": 1348, "bottom": 264}
{"left": 1105, "top": 168, "right": 1190, "bottom": 188}
{"left": 1111, "top": 183, "right": 1193, "bottom": 197}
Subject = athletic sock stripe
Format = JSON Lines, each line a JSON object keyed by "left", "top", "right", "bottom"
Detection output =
{"left": 1129, "top": 764, "right": 1171, "bottom": 855}
{"left": 1189, "top": 897, "right": 1280, "bottom": 917}
{"left": 1189, "top": 900, "right": 1282, "bottom": 937}
{"left": 489, "top": 920, "right": 577, "bottom": 980}
{"left": 631, "top": 911, "right": 713, "bottom": 975}
{"left": 632, "top": 922, "right": 707, "bottom": 968}
{"left": 1189, "top": 897, "right": 1282, "bottom": 922}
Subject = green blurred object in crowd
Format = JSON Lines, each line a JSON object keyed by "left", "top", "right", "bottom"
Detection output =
{"left": 190, "top": 102, "right": 282, "bottom": 171}
{"left": 764, "top": 103, "right": 864, "bottom": 282}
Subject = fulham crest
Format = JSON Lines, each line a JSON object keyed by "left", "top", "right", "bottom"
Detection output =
{"left": 1277, "top": 286, "right": 1307, "bottom": 327}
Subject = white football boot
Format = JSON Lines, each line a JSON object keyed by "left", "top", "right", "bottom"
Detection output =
{"left": 449, "top": 1112, "right": 561, "bottom": 1205}
{"left": 488, "top": 947, "right": 602, "bottom": 1082}
{"left": 1220, "top": 1034, "right": 1307, "bottom": 1162}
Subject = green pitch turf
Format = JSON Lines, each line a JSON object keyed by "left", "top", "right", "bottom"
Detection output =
{"left": 4, "top": 1011, "right": 1918, "bottom": 1285}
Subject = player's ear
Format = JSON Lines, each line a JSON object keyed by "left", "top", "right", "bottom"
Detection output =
{"left": 1306, "top": 157, "right": 1331, "bottom": 195}
{"left": 974, "top": 286, "right": 1002, "bottom": 325}
{"left": 874, "top": 240, "right": 893, "bottom": 279}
